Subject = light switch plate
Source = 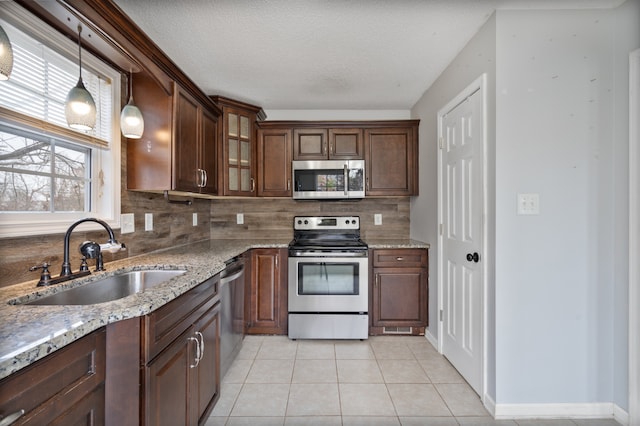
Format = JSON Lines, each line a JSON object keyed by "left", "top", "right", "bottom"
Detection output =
{"left": 121, "top": 213, "right": 135, "bottom": 234}
{"left": 517, "top": 193, "right": 540, "bottom": 215}
{"left": 192, "top": 213, "right": 198, "bottom": 226}
{"left": 374, "top": 213, "right": 382, "bottom": 225}
{"left": 144, "top": 213, "right": 153, "bottom": 231}
{"left": 236, "top": 213, "right": 244, "bottom": 225}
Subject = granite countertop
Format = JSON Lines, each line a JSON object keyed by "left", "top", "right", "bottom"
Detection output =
{"left": 0, "top": 237, "right": 429, "bottom": 381}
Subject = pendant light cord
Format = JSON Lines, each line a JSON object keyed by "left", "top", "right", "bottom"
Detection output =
{"left": 77, "top": 24, "right": 83, "bottom": 82}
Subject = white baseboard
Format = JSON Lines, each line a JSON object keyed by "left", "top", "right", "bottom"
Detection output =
{"left": 614, "top": 403, "right": 629, "bottom": 426}
{"left": 483, "top": 393, "right": 496, "bottom": 417}
{"left": 494, "top": 402, "right": 618, "bottom": 420}
{"left": 424, "top": 329, "right": 438, "bottom": 350}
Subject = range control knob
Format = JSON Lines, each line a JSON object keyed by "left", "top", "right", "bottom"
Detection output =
{"left": 304, "top": 220, "right": 309, "bottom": 225}
{"left": 351, "top": 220, "right": 356, "bottom": 225}
{"left": 345, "top": 219, "right": 350, "bottom": 224}
{"left": 297, "top": 220, "right": 302, "bottom": 225}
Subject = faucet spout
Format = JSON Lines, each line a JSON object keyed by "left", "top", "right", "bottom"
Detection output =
{"left": 61, "top": 218, "right": 123, "bottom": 277}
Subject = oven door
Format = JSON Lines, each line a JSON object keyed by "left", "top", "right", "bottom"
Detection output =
{"left": 288, "top": 256, "right": 368, "bottom": 313}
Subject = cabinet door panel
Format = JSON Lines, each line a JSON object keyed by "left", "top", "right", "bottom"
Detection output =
{"left": 248, "top": 249, "right": 287, "bottom": 334}
{"left": 174, "top": 89, "right": 200, "bottom": 192}
{"left": 365, "top": 127, "right": 417, "bottom": 196}
{"left": 293, "top": 128, "right": 328, "bottom": 160}
{"left": 201, "top": 109, "right": 218, "bottom": 194}
{"left": 373, "top": 269, "right": 427, "bottom": 326}
{"left": 258, "top": 128, "right": 292, "bottom": 197}
{"left": 145, "top": 328, "right": 193, "bottom": 426}
{"left": 194, "top": 304, "right": 220, "bottom": 422}
{"left": 329, "top": 128, "right": 363, "bottom": 159}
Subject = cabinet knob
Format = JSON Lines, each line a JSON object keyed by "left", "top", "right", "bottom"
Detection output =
{"left": 396, "top": 257, "right": 404, "bottom": 261}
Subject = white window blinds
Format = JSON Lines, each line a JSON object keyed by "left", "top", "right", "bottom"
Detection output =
{"left": 0, "top": 19, "right": 112, "bottom": 145}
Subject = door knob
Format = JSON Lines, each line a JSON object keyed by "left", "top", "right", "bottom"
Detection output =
{"left": 466, "top": 252, "right": 480, "bottom": 263}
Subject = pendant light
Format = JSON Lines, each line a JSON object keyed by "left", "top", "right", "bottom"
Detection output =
{"left": 120, "top": 70, "right": 144, "bottom": 138}
{"left": 65, "top": 24, "right": 96, "bottom": 131}
{"left": 0, "top": 24, "right": 14, "bottom": 80}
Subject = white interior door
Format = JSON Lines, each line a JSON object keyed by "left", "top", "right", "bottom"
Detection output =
{"left": 439, "top": 83, "right": 484, "bottom": 395}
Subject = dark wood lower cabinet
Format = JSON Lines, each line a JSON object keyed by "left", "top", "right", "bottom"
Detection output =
{"left": 0, "top": 329, "right": 106, "bottom": 425}
{"left": 143, "top": 276, "right": 221, "bottom": 426}
{"left": 247, "top": 248, "right": 287, "bottom": 335}
{"left": 370, "top": 248, "right": 429, "bottom": 335}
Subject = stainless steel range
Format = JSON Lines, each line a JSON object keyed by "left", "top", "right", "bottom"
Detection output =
{"left": 288, "top": 216, "right": 369, "bottom": 339}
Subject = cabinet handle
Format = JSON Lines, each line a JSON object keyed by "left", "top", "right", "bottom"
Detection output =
{"left": 375, "top": 274, "right": 378, "bottom": 287}
{"left": 188, "top": 336, "right": 200, "bottom": 368}
{"left": 250, "top": 178, "right": 255, "bottom": 192}
{"left": 329, "top": 141, "right": 333, "bottom": 155}
{"left": 195, "top": 331, "right": 204, "bottom": 361}
{"left": 396, "top": 257, "right": 404, "bottom": 261}
{"left": 323, "top": 141, "right": 328, "bottom": 155}
{"left": 202, "top": 170, "right": 208, "bottom": 188}
{"left": 287, "top": 179, "right": 291, "bottom": 191}
{"left": 275, "top": 255, "right": 278, "bottom": 269}
{"left": 0, "top": 409, "right": 25, "bottom": 426}
{"left": 366, "top": 177, "right": 369, "bottom": 191}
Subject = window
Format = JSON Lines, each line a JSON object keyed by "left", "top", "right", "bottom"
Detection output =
{"left": 0, "top": 4, "right": 121, "bottom": 237}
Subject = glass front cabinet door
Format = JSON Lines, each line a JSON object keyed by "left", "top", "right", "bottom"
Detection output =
{"left": 212, "top": 96, "right": 265, "bottom": 196}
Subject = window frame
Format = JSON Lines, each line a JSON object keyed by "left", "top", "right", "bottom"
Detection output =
{"left": 0, "top": 3, "right": 121, "bottom": 238}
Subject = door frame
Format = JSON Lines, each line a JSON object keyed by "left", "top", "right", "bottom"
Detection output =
{"left": 436, "top": 74, "right": 488, "bottom": 401}
{"left": 629, "top": 48, "right": 639, "bottom": 426}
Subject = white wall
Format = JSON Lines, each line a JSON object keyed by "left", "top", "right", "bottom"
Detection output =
{"left": 494, "top": 0, "right": 638, "bottom": 410}
{"left": 411, "top": 0, "right": 638, "bottom": 414}
{"left": 410, "top": 14, "right": 497, "bottom": 399}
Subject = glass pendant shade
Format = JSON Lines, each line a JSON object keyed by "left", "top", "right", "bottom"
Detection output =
{"left": 0, "top": 24, "right": 14, "bottom": 80}
{"left": 65, "top": 77, "right": 96, "bottom": 130}
{"left": 65, "top": 25, "right": 96, "bottom": 130}
{"left": 120, "top": 73, "right": 144, "bottom": 138}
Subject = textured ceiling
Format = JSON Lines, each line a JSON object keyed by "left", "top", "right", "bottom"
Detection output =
{"left": 112, "top": 0, "right": 625, "bottom": 110}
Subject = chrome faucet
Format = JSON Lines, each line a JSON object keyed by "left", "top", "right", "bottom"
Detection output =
{"left": 30, "top": 218, "right": 125, "bottom": 286}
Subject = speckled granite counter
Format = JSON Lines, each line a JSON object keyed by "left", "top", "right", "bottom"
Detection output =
{"left": 0, "top": 237, "right": 428, "bottom": 381}
{"left": 0, "top": 239, "right": 289, "bottom": 380}
{"left": 366, "top": 239, "right": 430, "bottom": 249}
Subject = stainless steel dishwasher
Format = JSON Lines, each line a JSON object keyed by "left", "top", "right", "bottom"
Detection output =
{"left": 219, "top": 255, "right": 245, "bottom": 379}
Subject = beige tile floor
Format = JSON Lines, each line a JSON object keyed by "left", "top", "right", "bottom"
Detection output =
{"left": 205, "top": 335, "right": 622, "bottom": 426}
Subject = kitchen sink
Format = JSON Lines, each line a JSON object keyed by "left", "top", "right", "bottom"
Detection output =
{"left": 24, "top": 269, "right": 186, "bottom": 305}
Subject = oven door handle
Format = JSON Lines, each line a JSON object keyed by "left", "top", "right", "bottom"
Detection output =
{"left": 289, "top": 251, "right": 367, "bottom": 257}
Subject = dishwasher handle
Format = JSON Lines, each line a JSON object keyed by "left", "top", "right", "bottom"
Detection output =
{"left": 221, "top": 264, "right": 244, "bottom": 284}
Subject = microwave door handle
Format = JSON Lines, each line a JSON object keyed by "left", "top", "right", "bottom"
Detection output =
{"left": 344, "top": 163, "right": 349, "bottom": 196}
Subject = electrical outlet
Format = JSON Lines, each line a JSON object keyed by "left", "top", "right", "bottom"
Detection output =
{"left": 192, "top": 212, "right": 198, "bottom": 226}
{"left": 374, "top": 213, "right": 382, "bottom": 225}
{"left": 144, "top": 213, "right": 153, "bottom": 231}
{"left": 236, "top": 213, "right": 244, "bottom": 224}
{"left": 121, "top": 213, "right": 135, "bottom": 234}
{"left": 517, "top": 193, "right": 540, "bottom": 215}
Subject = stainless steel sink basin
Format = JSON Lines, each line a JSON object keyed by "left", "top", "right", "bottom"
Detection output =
{"left": 25, "top": 269, "right": 186, "bottom": 305}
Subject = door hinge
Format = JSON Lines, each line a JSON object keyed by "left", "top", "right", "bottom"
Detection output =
{"left": 439, "top": 309, "right": 443, "bottom": 321}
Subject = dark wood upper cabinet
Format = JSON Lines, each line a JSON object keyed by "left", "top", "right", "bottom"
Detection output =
{"left": 211, "top": 96, "right": 266, "bottom": 197}
{"left": 127, "top": 73, "right": 219, "bottom": 196}
{"left": 257, "top": 127, "right": 293, "bottom": 197}
{"left": 293, "top": 127, "right": 363, "bottom": 160}
{"left": 365, "top": 124, "right": 419, "bottom": 196}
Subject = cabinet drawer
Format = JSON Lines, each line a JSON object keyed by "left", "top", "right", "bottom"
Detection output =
{"left": 0, "top": 329, "right": 106, "bottom": 425}
{"left": 372, "top": 249, "right": 427, "bottom": 268}
{"left": 144, "top": 275, "right": 220, "bottom": 362}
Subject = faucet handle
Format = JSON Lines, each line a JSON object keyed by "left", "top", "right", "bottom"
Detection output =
{"left": 29, "top": 262, "right": 52, "bottom": 286}
{"left": 100, "top": 241, "right": 126, "bottom": 254}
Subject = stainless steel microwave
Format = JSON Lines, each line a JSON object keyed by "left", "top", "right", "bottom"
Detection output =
{"left": 292, "top": 160, "right": 365, "bottom": 200}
